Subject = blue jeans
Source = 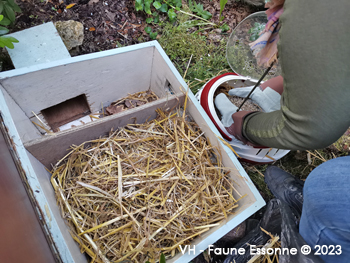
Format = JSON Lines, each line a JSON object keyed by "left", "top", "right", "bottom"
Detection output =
{"left": 299, "top": 156, "right": 350, "bottom": 263}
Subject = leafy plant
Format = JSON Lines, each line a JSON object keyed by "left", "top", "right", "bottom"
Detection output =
{"left": 0, "top": 14, "right": 18, "bottom": 48}
{"left": 136, "top": 0, "right": 181, "bottom": 22}
{"left": 145, "top": 26, "right": 158, "bottom": 39}
{"left": 135, "top": 0, "right": 143, "bottom": 11}
{"left": 188, "top": 0, "right": 212, "bottom": 20}
{"left": 248, "top": 22, "right": 265, "bottom": 41}
{"left": 220, "top": 23, "right": 230, "bottom": 32}
{"left": 0, "top": 0, "right": 21, "bottom": 24}
{"left": 219, "top": 0, "right": 228, "bottom": 21}
{"left": 136, "top": 0, "right": 182, "bottom": 39}
{"left": 136, "top": 0, "right": 216, "bottom": 40}
{"left": 160, "top": 253, "right": 166, "bottom": 263}
{"left": 0, "top": 0, "right": 21, "bottom": 48}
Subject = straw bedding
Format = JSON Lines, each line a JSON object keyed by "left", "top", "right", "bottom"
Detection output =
{"left": 51, "top": 105, "right": 244, "bottom": 262}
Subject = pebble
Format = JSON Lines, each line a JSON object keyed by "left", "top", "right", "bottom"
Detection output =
{"left": 229, "top": 96, "right": 261, "bottom": 112}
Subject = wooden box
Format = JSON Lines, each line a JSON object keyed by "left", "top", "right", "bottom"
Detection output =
{"left": 0, "top": 41, "right": 265, "bottom": 263}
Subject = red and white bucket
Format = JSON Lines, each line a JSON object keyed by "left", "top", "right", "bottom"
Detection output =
{"left": 195, "top": 73, "right": 289, "bottom": 164}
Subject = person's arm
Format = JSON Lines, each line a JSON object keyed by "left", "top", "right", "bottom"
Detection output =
{"left": 231, "top": 0, "right": 350, "bottom": 150}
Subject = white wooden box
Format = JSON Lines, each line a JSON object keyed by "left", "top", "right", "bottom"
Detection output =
{"left": 0, "top": 41, "right": 265, "bottom": 263}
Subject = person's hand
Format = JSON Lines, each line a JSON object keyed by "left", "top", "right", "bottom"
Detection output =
{"left": 214, "top": 76, "right": 283, "bottom": 146}
{"left": 215, "top": 92, "right": 266, "bottom": 146}
{"left": 214, "top": 93, "right": 238, "bottom": 127}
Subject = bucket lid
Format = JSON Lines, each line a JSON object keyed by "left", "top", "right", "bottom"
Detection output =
{"left": 226, "top": 11, "right": 281, "bottom": 81}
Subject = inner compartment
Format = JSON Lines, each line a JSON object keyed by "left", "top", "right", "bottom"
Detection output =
{"left": 29, "top": 101, "right": 256, "bottom": 263}
{"left": 22, "top": 96, "right": 257, "bottom": 263}
{"left": 0, "top": 46, "right": 185, "bottom": 143}
{"left": 41, "top": 94, "right": 91, "bottom": 132}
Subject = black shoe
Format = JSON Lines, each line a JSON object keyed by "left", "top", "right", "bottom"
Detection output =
{"left": 264, "top": 166, "right": 304, "bottom": 220}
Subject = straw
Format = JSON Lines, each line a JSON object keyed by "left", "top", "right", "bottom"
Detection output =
{"left": 51, "top": 107, "right": 243, "bottom": 262}
{"left": 247, "top": 228, "right": 281, "bottom": 263}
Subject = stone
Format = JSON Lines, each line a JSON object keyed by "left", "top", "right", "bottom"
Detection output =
{"left": 55, "top": 20, "right": 84, "bottom": 50}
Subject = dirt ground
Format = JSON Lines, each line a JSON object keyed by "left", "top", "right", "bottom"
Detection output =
{"left": 13, "top": 0, "right": 258, "bottom": 55}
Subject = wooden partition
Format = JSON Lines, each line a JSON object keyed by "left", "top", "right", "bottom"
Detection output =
{"left": 25, "top": 94, "right": 184, "bottom": 168}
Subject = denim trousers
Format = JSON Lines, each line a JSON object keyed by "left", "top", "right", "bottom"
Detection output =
{"left": 299, "top": 156, "right": 350, "bottom": 263}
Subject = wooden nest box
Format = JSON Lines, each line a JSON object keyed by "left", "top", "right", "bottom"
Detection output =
{"left": 0, "top": 41, "right": 265, "bottom": 263}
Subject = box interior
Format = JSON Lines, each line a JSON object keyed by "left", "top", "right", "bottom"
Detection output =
{"left": 0, "top": 44, "right": 260, "bottom": 263}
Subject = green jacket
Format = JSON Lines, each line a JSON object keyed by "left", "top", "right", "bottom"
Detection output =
{"left": 241, "top": 0, "right": 350, "bottom": 150}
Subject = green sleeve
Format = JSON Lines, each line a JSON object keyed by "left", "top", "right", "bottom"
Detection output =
{"left": 242, "top": 0, "right": 350, "bottom": 150}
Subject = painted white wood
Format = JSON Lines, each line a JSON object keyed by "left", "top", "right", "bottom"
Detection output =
{"left": 25, "top": 94, "right": 184, "bottom": 168}
{"left": 0, "top": 46, "right": 154, "bottom": 117}
{"left": 26, "top": 151, "right": 87, "bottom": 263}
{"left": 0, "top": 84, "right": 41, "bottom": 142}
{"left": 0, "top": 41, "right": 158, "bottom": 80}
{"left": 0, "top": 89, "right": 76, "bottom": 263}
{"left": 151, "top": 47, "right": 185, "bottom": 97}
{"left": 0, "top": 41, "right": 265, "bottom": 263}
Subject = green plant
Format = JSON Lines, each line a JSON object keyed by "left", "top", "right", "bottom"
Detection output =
{"left": 248, "top": 22, "right": 265, "bottom": 41}
{"left": 188, "top": 0, "right": 212, "bottom": 20}
{"left": 136, "top": 0, "right": 181, "bottom": 22}
{"left": 0, "top": 0, "right": 21, "bottom": 49}
{"left": 145, "top": 26, "right": 158, "bottom": 40}
{"left": 220, "top": 23, "right": 230, "bottom": 32}
{"left": 158, "top": 14, "right": 231, "bottom": 94}
{"left": 136, "top": 0, "right": 216, "bottom": 40}
{"left": 219, "top": 0, "right": 228, "bottom": 21}
{"left": 160, "top": 253, "right": 166, "bottom": 263}
{"left": 0, "top": 0, "right": 21, "bottom": 24}
{"left": 0, "top": 14, "right": 18, "bottom": 48}
{"left": 136, "top": 0, "right": 180, "bottom": 39}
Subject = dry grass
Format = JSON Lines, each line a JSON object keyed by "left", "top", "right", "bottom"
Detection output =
{"left": 104, "top": 90, "right": 159, "bottom": 116}
{"left": 50, "top": 107, "right": 244, "bottom": 263}
{"left": 248, "top": 228, "right": 281, "bottom": 263}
